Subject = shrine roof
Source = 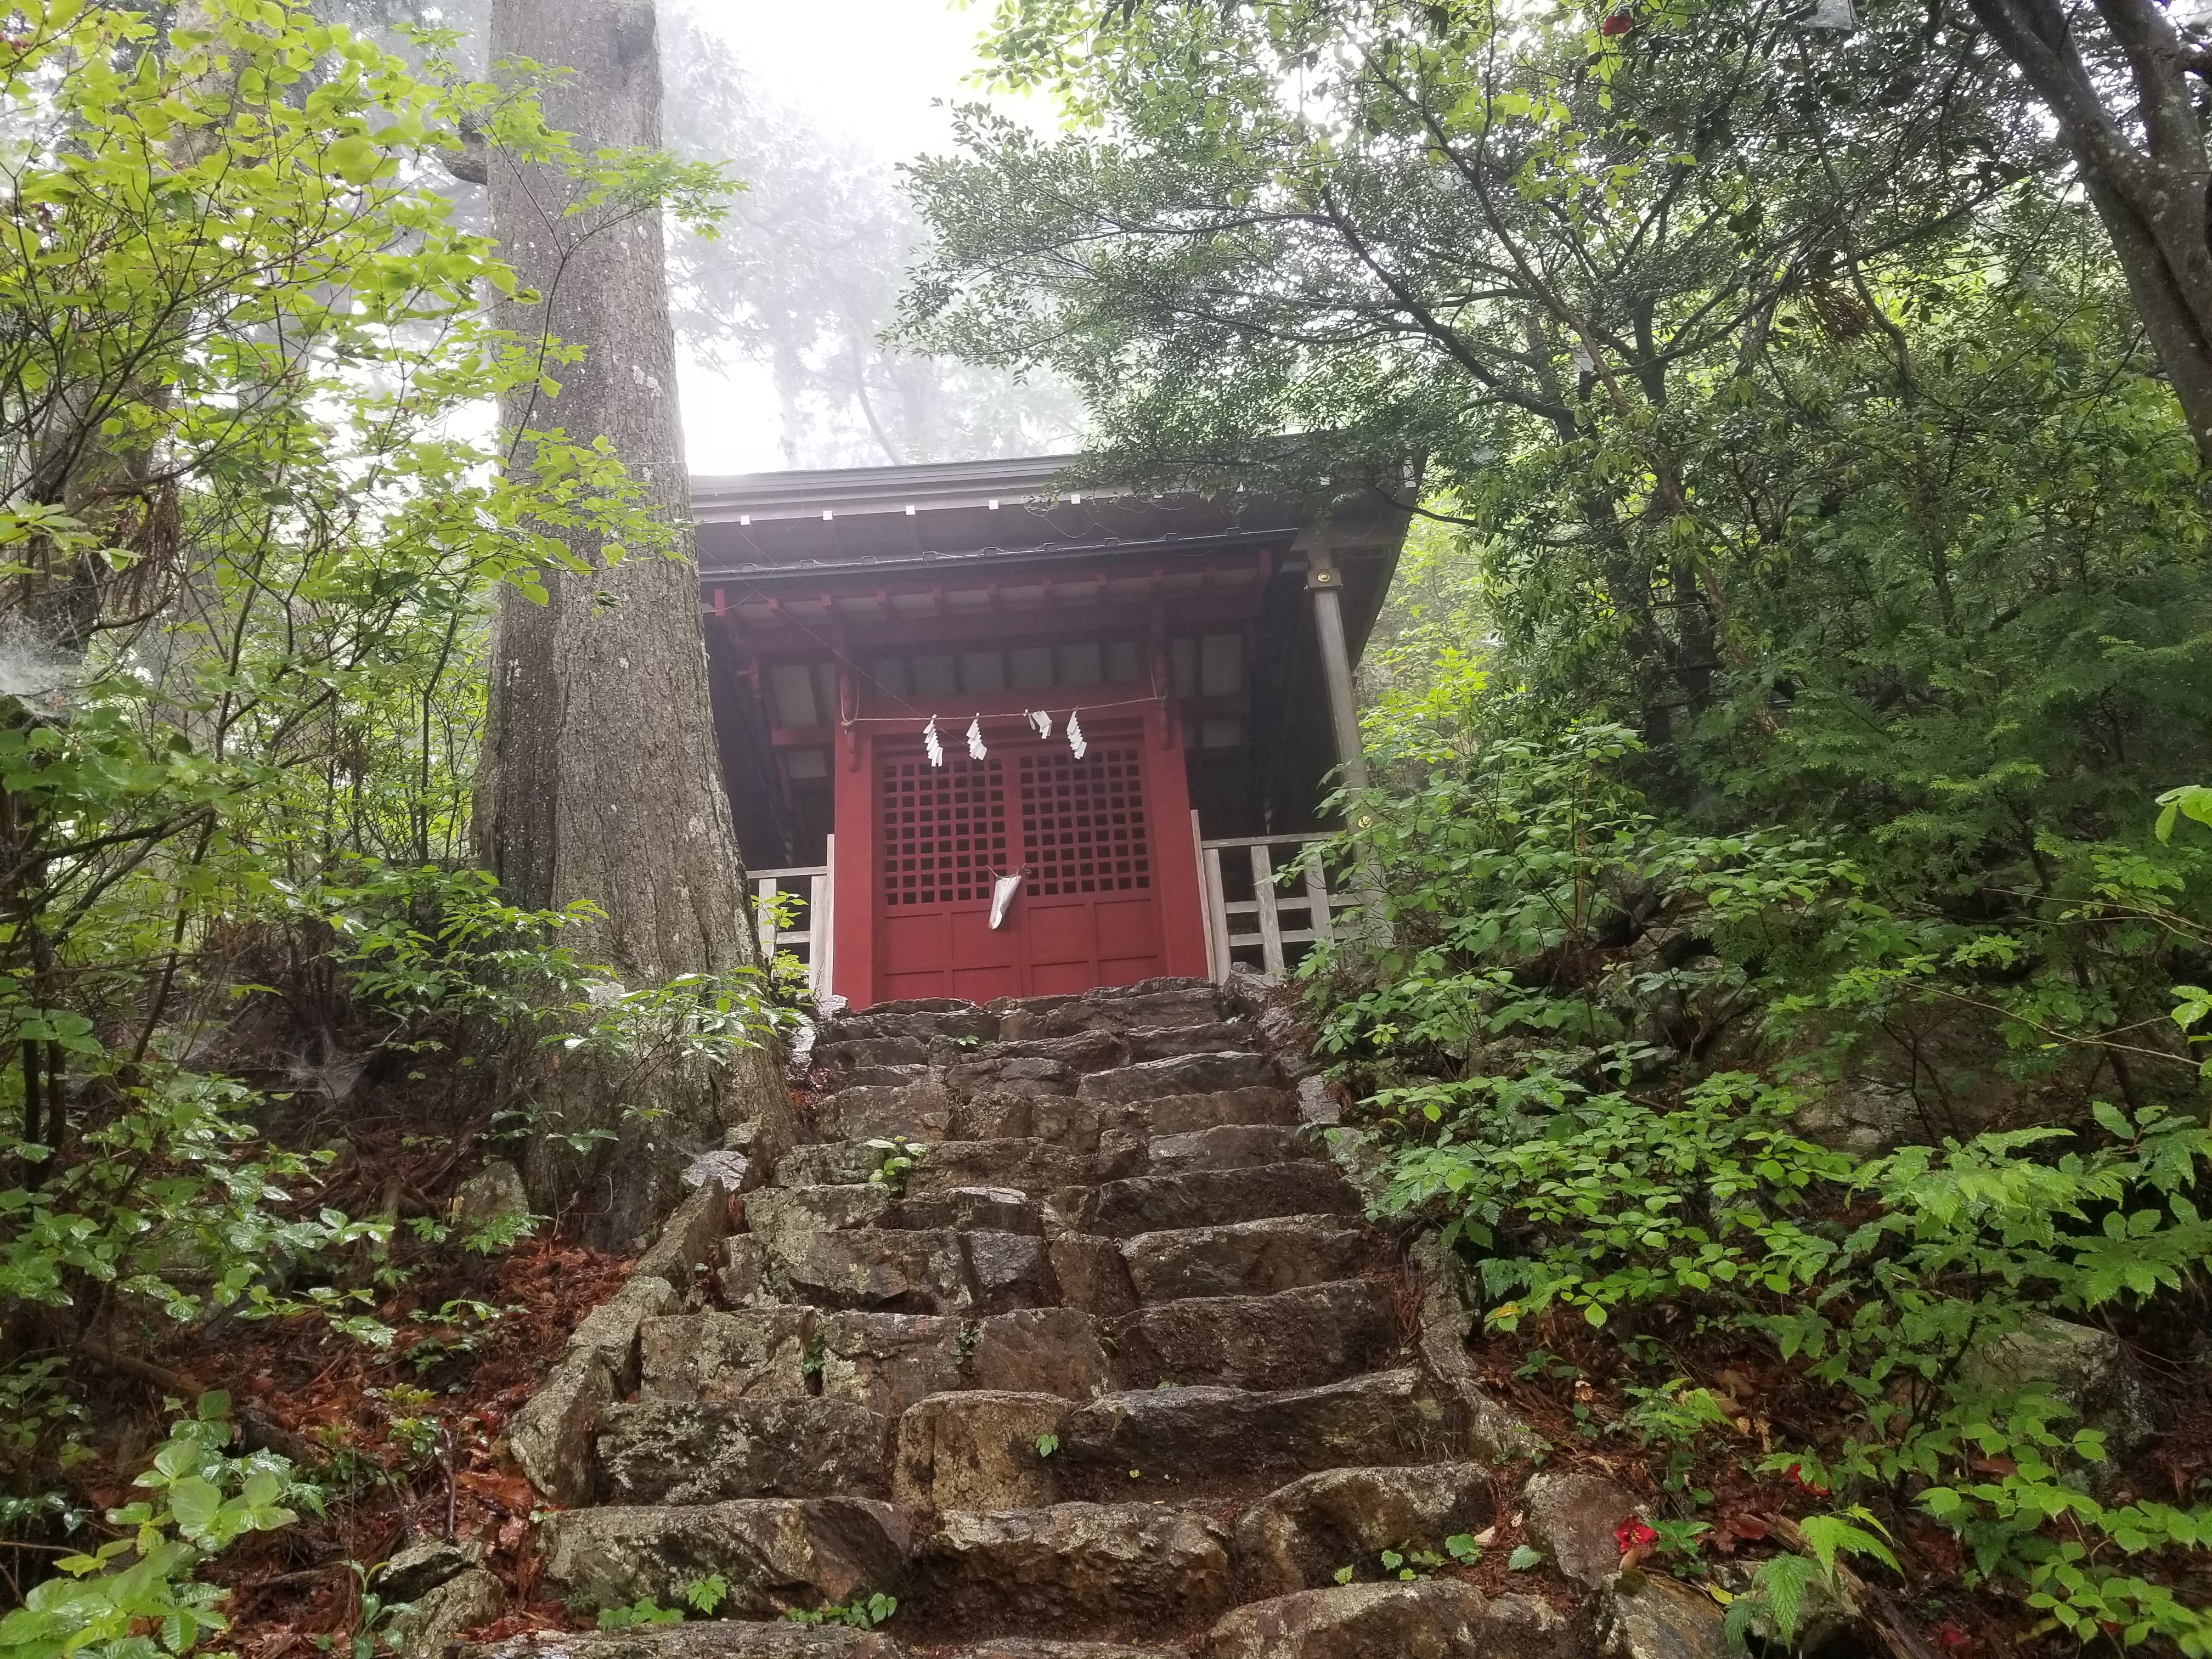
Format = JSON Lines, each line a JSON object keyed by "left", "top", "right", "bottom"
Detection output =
{"left": 689, "top": 452, "right": 1405, "bottom": 582}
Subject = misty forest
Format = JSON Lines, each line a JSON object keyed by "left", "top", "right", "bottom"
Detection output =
{"left": 4, "top": 0, "right": 2212, "bottom": 1657}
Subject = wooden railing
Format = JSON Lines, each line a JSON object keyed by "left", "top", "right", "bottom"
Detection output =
{"left": 750, "top": 835, "right": 834, "bottom": 995}
{"left": 1197, "top": 830, "right": 1363, "bottom": 981}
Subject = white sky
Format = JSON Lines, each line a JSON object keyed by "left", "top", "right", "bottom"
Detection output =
{"left": 675, "top": 0, "right": 1016, "bottom": 475}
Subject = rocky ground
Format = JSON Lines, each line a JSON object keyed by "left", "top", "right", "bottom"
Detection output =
{"left": 384, "top": 976, "right": 1750, "bottom": 1659}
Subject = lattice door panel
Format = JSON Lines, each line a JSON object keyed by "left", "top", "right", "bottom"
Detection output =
{"left": 881, "top": 755, "right": 1007, "bottom": 907}
{"left": 1018, "top": 747, "right": 1152, "bottom": 895}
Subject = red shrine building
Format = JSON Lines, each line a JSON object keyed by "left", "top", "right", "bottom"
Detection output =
{"left": 691, "top": 455, "right": 1410, "bottom": 1010}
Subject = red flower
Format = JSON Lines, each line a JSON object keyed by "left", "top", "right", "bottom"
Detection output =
{"left": 1600, "top": 11, "right": 1633, "bottom": 32}
{"left": 1615, "top": 1517, "right": 1658, "bottom": 1554}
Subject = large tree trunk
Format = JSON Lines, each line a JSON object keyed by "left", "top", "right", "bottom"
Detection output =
{"left": 480, "top": 0, "right": 792, "bottom": 1244}
{"left": 1967, "top": 0, "right": 2212, "bottom": 465}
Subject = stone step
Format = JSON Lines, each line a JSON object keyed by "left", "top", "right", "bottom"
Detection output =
{"left": 1090, "top": 1163, "right": 1357, "bottom": 1237}
{"left": 775, "top": 1141, "right": 888, "bottom": 1187}
{"left": 770, "top": 1227, "right": 1055, "bottom": 1314}
{"left": 816, "top": 1306, "right": 1113, "bottom": 1418}
{"left": 893, "top": 1390, "right": 1068, "bottom": 1510}
{"left": 1122, "top": 1022, "right": 1262, "bottom": 1062}
{"left": 641, "top": 1309, "right": 1124, "bottom": 1415}
{"left": 1230, "top": 1463, "right": 1499, "bottom": 1599}
{"left": 537, "top": 1497, "right": 910, "bottom": 1616}
{"left": 1059, "top": 1369, "right": 1449, "bottom": 1491}
{"left": 742, "top": 1181, "right": 1046, "bottom": 1250}
{"left": 1121, "top": 1215, "right": 1374, "bottom": 1303}
{"left": 1204, "top": 1581, "right": 1568, "bottom": 1659}
{"left": 1146, "top": 1122, "right": 1316, "bottom": 1175}
{"left": 1074, "top": 1051, "right": 1280, "bottom": 1104}
{"left": 461, "top": 1623, "right": 903, "bottom": 1658}
{"left": 814, "top": 1081, "right": 954, "bottom": 1142}
{"left": 596, "top": 1398, "right": 890, "bottom": 1504}
{"left": 942, "top": 1642, "right": 1186, "bottom": 1659}
{"left": 909, "top": 1502, "right": 1232, "bottom": 1633}
{"left": 952, "top": 1085, "right": 1295, "bottom": 1152}
{"left": 900, "top": 1138, "right": 1093, "bottom": 1197}
{"left": 641, "top": 1309, "right": 814, "bottom": 1401}
{"left": 949, "top": 1029, "right": 1125, "bottom": 1078}
{"left": 1105, "top": 1280, "right": 1400, "bottom": 1391}
{"left": 996, "top": 980, "right": 1225, "bottom": 1039}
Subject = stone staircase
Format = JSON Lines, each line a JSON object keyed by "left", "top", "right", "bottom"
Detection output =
{"left": 469, "top": 977, "right": 1711, "bottom": 1659}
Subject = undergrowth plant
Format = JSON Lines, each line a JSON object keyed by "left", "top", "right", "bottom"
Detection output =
{"left": 1308, "top": 693, "right": 2212, "bottom": 1650}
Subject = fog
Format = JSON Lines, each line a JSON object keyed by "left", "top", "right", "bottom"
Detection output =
{"left": 663, "top": 1, "right": 1081, "bottom": 475}
{"left": 354, "top": 0, "right": 1080, "bottom": 473}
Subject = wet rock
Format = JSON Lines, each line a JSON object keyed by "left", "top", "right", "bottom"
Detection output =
{"left": 1108, "top": 1280, "right": 1397, "bottom": 1391}
{"left": 510, "top": 1349, "right": 614, "bottom": 1505}
{"left": 1122, "top": 1215, "right": 1371, "bottom": 1304}
{"left": 1141, "top": 1087, "right": 1299, "bottom": 1137}
{"left": 538, "top": 1498, "right": 911, "bottom": 1615}
{"left": 1029, "top": 1097, "right": 1146, "bottom": 1152}
{"left": 941, "top": 1644, "right": 1180, "bottom": 1659}
{"left": 1147, "top": 1124, "right": 1313, "bottom": 1174}
{"left": 597, "top": 1399, "right": 889, "bottom": 1503}
{"left": 1091, "top": 1164, "right": 1356, "bottom": 1237}
{"left": 818, "top": 1312, "right": 966, "bottom": 1418}
{"left": 904, "top": 1139, "right": 1092, "bottom": 1197}
{"left": 816, "top": 1081, "right": 954, "bottom": 1142}
{"left": 1595, "top": 1570, "right": 1730, "bottom": 1659}
{"left": 1062, "top": 1369, "right": 1446, "bottom": 1486}
{"left": 892, "top": 1391, "right": 1066, "bottom": 1511}
{"left": 1232, "top": 1463, "right": 1498, "bottom": 1598}
{"left": 961, "top": 1231, "right": 1059, "bottom": 1312}
{"left": 1957, "top": 1314, "right": 2156, "bottom": 1469}
{"left": 817, "top": 1036, "right": 934, "bottom": 1071}
{"left": 968, "top": 1307, "right": 1114, "bottom": 1399}
{"left": 375, "top": 1537, "right": 482, "bottom": 1602}
{"left": 1523, "top": 1470, "right": 1643, "bottom": 1589}
{"left": 451, "top": 1160, "right": 530, "bottom": 1228}
{"left": 950, "top": 1092, "right": 1040, "bottom": 1141}
{"left": 772, "top": 1228, "right": 969, "bottom": 1313}
{"left": 1295, "top": 1075, "right": 1342, "bottom": 1128}
{"left": 640, "top": 1309, "right": 814, "bottom": 1401}
{"left": 1791, "top": 1078, "right": 1923, "bottom": 1156}
{"left": 682, "top": 1150, "right": 750, "bottom": 1192}
{"left": 1405, "top": 1236, "right": 1547, "bottom": 1465}
{"left": 389, "top": 1565, "right": 504, "bottom": 1659}
{"left": 567, "top": 1276, "right": 681, "bottom": 1384}
{"left": 895, "top": 1186, "right": 1041, "bottom": 1234}
{"left": 746, "top": 1185, "right": 896, "bottom": 1267}
{"left": 1075, "top": 1052, "right": 1279, "bottom": 1104}
{"left": 1048, "top": 1236, "right": 1140, "bottom": 1319}
{"left": 1203, "top": 1579, "right": 1496, "bottom": 1659}
{"left": 718, "top": 1237, "right": 765, "bottom": 1306}
{"left": 1124, "top": 1023, "right": 1259, "bottom": 1062}
{"left": 462, "top": 1626, "right": 902, "bottom": 1659}
{"left": 832, "top": 1005, "right": 997, "bottom": 1044}
{"left": 912, "top": 1502, "right": 1231, "bottom": 1628}
{"left": 635, "top": 1180, "right": 729, "bottom": 1285}
{"left": 775, "top": 1141, "right": 886, "bottom": 1188}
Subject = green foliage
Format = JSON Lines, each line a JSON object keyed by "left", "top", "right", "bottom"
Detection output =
{"left": 0, "top": 1394, "right": 309, "bottom": 1659}
{"left": 781, "top": 1593, "right": 898, "bottom": 1630}
{"left": 866, "top": 1136, "right": 927, "bottom": 1194}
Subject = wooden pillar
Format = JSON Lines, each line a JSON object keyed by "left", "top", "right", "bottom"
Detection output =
{"left": 1306, "top": 558, "right": 1370, "bottom": 794}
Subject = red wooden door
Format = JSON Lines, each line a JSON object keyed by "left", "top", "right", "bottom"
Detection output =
{"left": 872, "top": 729, "right": 1169, "bottom": 1003}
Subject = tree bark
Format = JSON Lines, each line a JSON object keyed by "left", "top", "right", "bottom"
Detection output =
{"left": 480, "top": 0, "right": 792, "bottom": 1245}
{"left": 1967, "top": 0, "right": 2212, "bottom": 464}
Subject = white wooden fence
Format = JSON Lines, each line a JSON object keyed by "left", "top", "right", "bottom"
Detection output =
{"left": 1195, "top": 827, "right": 1363, "bottom": 981}
{"left": 751, "top": 834, "right": 833, "bottom": 994}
